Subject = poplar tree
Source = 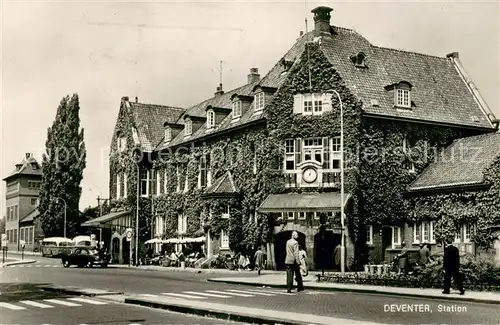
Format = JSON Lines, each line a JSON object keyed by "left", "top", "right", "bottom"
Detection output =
{"left": 39, "top": 94, "right": 86, "bottom": 237}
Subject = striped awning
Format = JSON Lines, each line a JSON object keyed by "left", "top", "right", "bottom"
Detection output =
{"left": 258, "top": 192, "right": 350, "bottom": 213}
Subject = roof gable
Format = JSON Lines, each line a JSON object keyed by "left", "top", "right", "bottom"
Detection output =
{"left": 3, "top": 154, "right": 42, "bottom": 181}
{"left": 408, "top": 132, "right": 500, "bottom": 191}
{"left": 203, "top": 171, "right": 238, "bottom": 197}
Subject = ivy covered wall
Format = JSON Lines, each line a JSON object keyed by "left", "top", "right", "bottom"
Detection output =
{"left": 408, "top": 155, "right": 500, "bottom": 249}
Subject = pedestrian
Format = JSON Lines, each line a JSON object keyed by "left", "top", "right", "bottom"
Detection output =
{"left": 299, "top": 245, "right": 308, "bottom": 277}
{"left": 443, "top": 240, "right": 465, "bottom": 295}
{"left": 398, "top": 242, "right": 408, "bottom": 274}
{"left": 418, "top": 242, "right": 430, "bottom": 267}
{"left": 254, "top": 246, "right": 264, "bottom": 275}
{"left": 285, "top": 231, "right": 304, "bottom": 293}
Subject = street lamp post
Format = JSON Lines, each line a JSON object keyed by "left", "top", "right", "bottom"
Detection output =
{"left": 55, "top": 197, "right": 67, "bottom": 238}
{"left": 128, "top": 160, "right": 140, "bottom": 267}
{"left": 330, "top": 90, "right": 345, "bottom": 274}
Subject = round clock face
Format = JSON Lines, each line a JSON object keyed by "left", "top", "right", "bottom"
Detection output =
{"left": 302, "top": 168, "right": 318, "bottom": 183}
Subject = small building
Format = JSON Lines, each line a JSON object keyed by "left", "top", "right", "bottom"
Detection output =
{"left": 3, "top": 153, "right": 43, "bottom": 251}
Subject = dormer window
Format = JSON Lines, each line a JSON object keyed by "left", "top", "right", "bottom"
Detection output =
{"left": 232, "top": 101, "right": 242, "bottom": 119}
{"left": 164, "top": 127, "right": 172, "bottom": 143}
{"left": 184, "top": 119, "right": 192, "bottom": 136}
{"left": 254, "top": 92, "right": 265, "bottom": 111}
{"left": 386, "top": 81, "right": 413, "bottom": 109}
{"left": 207, "top": 110, "right": 215, "bottom": 128}
{"left": 350, "top": 52, "right": 367, "bottom": 68}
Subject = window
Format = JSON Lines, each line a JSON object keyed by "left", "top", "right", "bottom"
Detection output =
{"left": 293, "top": 93, "right": 327, "bottom": 115}
{"left": 150, "top": 170, "right": 157, "bottom": 195}
{"left": 164, "top": 127, "right": 172, "bottom": 143}
{"left": 463, "top": 224, "right": 472, "bottom": 243}
{"left": 176, "top": 165, "right": 181, "bottom": 193}
{"left": 396, "top": 89, "right": 410, "bottom": 108}
{"left": 314, "top": 212, "right": 320, "bottom": 220}
{"left": 28, "top": 181, "right": 41, "bottom": 190}
{"left": 232, "top": 101, "right": 242, "bottom": 119}
{"left": 413, "top": 221, "right": 435, "bottom": 244}
{"left": 28, "top": 227, "right": 33, "bottom": 244}
{"left": 284, "top": 139, "right": 295, "bottom": 171}
{"left": 199, "top": 156, "right": 207, "bottom": 188}
{"left": 123, "top": 173, "right": 128, "bottom": 197}
{"left": 177, "top": 214, "right": 187, "bottom": 234}
{"left": 297, "top": 212, "right": 306, "bottom": 220}
{"left": 221, "top": 230, "right": 229, "bottom": 248}
{"left": 350, "top": 52, "right": 367, "bottom": 67}
{"left": 184, "top": 119, "right": 192, "bottom": 136}
{"left": 251, "top": 143, "right": 257, "bottom": 174}
{"left": 31, "top": 198, "right": 38, "bottom": 206}
{"left": 304, "top": 138, "right": 323, "bottom": 164}
{"left": 140, "top": 169, "right": 148, "bottom": 196}
{"left": 116, "top": 174, "right": 121, "bottom": 199}
{"left": 391, "top": 226, "right": 401, "bottom": 247}
{"left": 306, "top": 212, "right": 314, "bottom": 220}
{"left": 117, "top": 136, "right": 126, "bottom": 152}
{"left": 286, "top": 212, "right": 295, "bottom": 220}
{"left": 120, "top": 173, "right": 125, "bottom": 198}
{"left": 183, "top": 166, "right": 189, "bottom": 192}
{"left": 163, "top": 170, "right": 168, "bottom": 194}
{"left": 207, "top": 110, "right": 215, "bottom": 128}
{"left": 155, "top": 216, "right": 164, "bottom": 236}
{"left": 303, "top": 94, "right": 313, "bottom": 113}
{"left": 402, "top": 135, "right": 416, "bottom": 172}
{"left": 331, "top": 137, "right": 341, "bottom": 152}
{"left": 255, "top": 92, "right": 265, "bottom": 111}
{"left": 366, "top": 225, "right": 373, "bottom": 245}
{"left": 222, "top": 205, "right": 230, "bottom": 219}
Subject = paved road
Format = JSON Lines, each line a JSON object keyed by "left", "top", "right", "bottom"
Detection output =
{"left": 2, "top": 257, "right": 499, "bottom": 325}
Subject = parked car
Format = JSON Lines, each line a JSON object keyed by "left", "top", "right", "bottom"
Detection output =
{"left": 61, "top": 247, "right": 109, "bottom": 268}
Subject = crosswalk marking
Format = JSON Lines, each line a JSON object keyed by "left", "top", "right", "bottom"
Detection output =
{"left": 161, "top": 292, "right": 207, "bottom": 299}
{"left": 246, "top": 288, "right": 297, "bottom": 295}
{"left": 0, "top": 302, "right": 27, "bottom": 310}
{"left": 183, "top": 291, "right": 231, "bottom": 298}
{"left": 19, "top": 300, "right": 54, "bottom": 308}
{"left": 68, "top": 297, "right": 107, "bottom": 305}
{"left": 36, "top": 265, "right": 41, "bottom": 267}
{"left": 227, "top": 289, "right": 275, "bottom": 296}
{"left": 44, "top": 299, "right": 81, "bottom": 307}
{"left": 209, "top": 289, "right": 254, "bottom": 297}
{"left": 138, "top": 294, "right": 159, "bottom": 298}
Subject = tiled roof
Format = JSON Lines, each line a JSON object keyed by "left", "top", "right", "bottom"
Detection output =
{"left": 3, "top": 155, "right": 42, "bottom": 181}
{"left": 408, "top": 132, "right": 500, "bottom": 191}
{"left": 204, "top": 171, "right": 238, "bottom": 197}
{"left": 19, "top": 208, "right": 40, "bottom": 223}
{"left": 319, "top": 27, "right": 494, "bottom": 129}
{"left": 128, "top": 102, "right": 184, "bottom": 152}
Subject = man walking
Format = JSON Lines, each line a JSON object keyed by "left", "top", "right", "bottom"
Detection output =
{"left": 285, "top": 231, "right": 304, "bottom": 293}
{"left": 443, "top": 240, "right": 465, "bottom": 295}
{"left": 254, "top": 246, "right": 265, "bottom": 275}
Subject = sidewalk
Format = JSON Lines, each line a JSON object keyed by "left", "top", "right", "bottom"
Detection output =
{"left": 2, "top": 250, "right": 42, "bottom": 256}
{"left": 108, "top": 263, "right": 299, "bottom": 275}
{"left": 123, "top": 294, "right": 381, "bottom": 325}
{"left": 208, "top": 273, "right": 500, "bottom": 305}
{"left": 0, "top": 257, "right": 36, "bottom": 268}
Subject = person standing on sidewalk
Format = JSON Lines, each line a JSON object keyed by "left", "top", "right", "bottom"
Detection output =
{"left": 285, "top": 231, "right": 304, "bottom": 293}
{"left": 442, "top": 240, "right": 465, "bottom": 295}
{"left": 254, "top": 247, "right": 264, "bottom": 275}
{"left": 418, "top": 242, "right": 430, "bottom": 267}
{"left": 397, "top": 242, "right": 408, "bottom": 274}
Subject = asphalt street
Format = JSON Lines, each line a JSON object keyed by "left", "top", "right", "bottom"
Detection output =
{"left": 2, "top": 255, "right": 500, "bottom": 325}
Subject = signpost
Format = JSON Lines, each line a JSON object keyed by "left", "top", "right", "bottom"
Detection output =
{"left": 20, "top": 240, "right": 26, "bottom": 260}
{"left": 125, "top": 228, "right": 133, "bottom": 267}
{"left": 125, "top": 228, "right": 132, "bottom": 242}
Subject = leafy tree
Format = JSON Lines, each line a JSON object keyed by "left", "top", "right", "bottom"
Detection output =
{"left": 0, "top": 216, "right": 5, "bottom": 235}
{"left": 39, "top": 94, "right": 86, "bottom": 238}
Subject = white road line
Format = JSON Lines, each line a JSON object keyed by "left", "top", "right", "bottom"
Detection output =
{"left": 161, "top": 293, "right": 207, "bottom": 300}
{"left": 44, "top": 299, "right": 81, "bottom": 307}
{"left": 226, "top": 289, "right": 275, "bottom": 296}
{"left": 138, "top": 294, "right": 159, "bottom": 297}
{"left": 44, "top": 265, "right": 51, "bottom": 267}
{"left": 0, "top": 302, "right": 27, "bottom": 310}
{"left": 245, "top": 289, "right": 296, "bottom": 295}
{"left": 68, "top": 297, "right": 107, "bottom": 305}
{"left": 183, "top": 291, "right": 231, "bottom": 298}
{"left": 19, "top": 300, "right": 54, "bottom": 308}
{"left": 26, "top": 265, "right": 33, "bottom": 267}
{"left": 35, "top": 265, "right": 41, "bottom": 267}
{"left": 207, "top": 290, "right": 254, "bottom": 297}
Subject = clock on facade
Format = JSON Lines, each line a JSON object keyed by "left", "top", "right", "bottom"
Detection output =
{"left": 302, "top": 168, "right": 318, "bottom": 183}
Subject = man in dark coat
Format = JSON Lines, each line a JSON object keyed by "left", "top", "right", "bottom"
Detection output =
{"left": 442, "top": 241, "right": 465, "bottom": 295}
{"left": 418, "top": 242, "right": 430, "bottom": 267}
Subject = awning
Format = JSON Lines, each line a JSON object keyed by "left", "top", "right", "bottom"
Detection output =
{"left": 81, "top": 210, "right": 131, "bottom": 228}
{"left": 164, "top": 236, "right": 206, "bottom": 244}
{"left": 258, "top": 192, "right": 351, "bottom": 213}
{"left": 145, "top": 238, "right": 164, "bottom": 244}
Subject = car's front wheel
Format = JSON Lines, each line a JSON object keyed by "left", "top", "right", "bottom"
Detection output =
{"left": 62, "top": 260, "right": 70, "bottom": 268}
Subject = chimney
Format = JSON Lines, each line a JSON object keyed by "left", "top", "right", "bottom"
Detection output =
{"left": 135, "top": 97, "right": 138, "bottom": 103}
{"left": 311, "top": 6, "right": 333, "bottom": 34}
{"left": 15, "top": 164, "right": 23, "bottom": 171}
{"left": 25, "top": 153, "right": 32, "bottom": 159}
{"left": 214, "top": 83, "right": 224, "bottom": 97}
{"left": 121, "top": 96, "right": 129, "bottom": 102}
{"left": 247, "top": 68, "right": 260, "bottom": 84}
{"left": 300, "top": 31, "right": 304, "bottom": 37}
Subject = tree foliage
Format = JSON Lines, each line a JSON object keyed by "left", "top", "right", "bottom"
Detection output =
{"left": 39, "top": 94, "right": 86, "bottom": 238}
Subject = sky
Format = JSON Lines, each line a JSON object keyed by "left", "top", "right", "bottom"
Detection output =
{"left": 1, "top": 0, "right": 499, "bottom": 216}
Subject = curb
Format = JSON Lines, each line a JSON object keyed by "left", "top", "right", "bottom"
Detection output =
{"left": 41, "top": 285, "right": 123, "bottom": 297}
{"left": 207, "top": 278, "right": 500, "bottom": 305}
{"left": 125, "top": 297, "right": 308, "bottom": 325}
{"left": 1, "top": 259, "right": 37, "bottom": 267}
{"left": 107, "top": 264, "right": 285, "bottom": 275}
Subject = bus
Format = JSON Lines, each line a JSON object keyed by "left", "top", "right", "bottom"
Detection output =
{"left": 73, "top": 235, "right": 93, "bottom": 248}
{"left": 41, "top": 237, "right": 73, "bottom": 257}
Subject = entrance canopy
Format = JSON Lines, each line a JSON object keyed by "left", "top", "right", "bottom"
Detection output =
{"left": 81, "top": 210, "right": 131, "bottom": 229}
{"left": 258, "top": 192, "right": 350, "bottom": 213}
